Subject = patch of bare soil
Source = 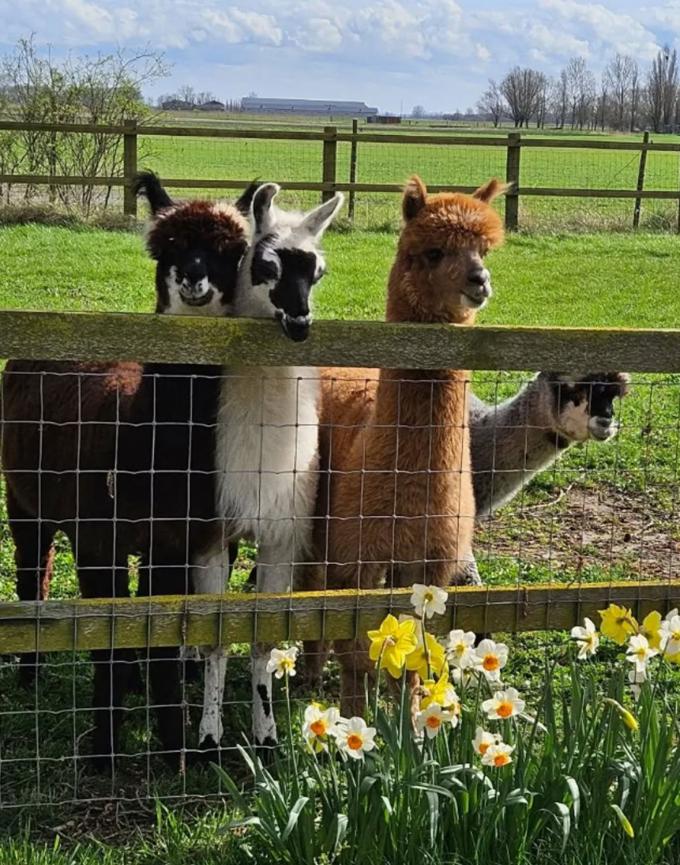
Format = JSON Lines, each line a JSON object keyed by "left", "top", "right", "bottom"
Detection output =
{"left": 476, "top": 485, "right": 680, "bottom": 581}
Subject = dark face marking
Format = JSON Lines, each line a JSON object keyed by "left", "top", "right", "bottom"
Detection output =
{"left": 546, "top": 372, "right": 629, "bottom": 441}
{"left": 250, "top": 240, "right": 324, "bottom": 342}
{"left": 156, "top": 243, "right": 245, "bottom": 312}
{"left": 257, "top": 683, "right": 272, "bottom": 717}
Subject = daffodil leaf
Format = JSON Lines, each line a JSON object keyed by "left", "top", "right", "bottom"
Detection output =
{"left": 281, "top": 796, "right": 310, "bottom": 842}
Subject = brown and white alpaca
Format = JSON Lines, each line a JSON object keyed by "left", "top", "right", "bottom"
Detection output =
{"left": 310, "top": 176, "right": 506, "bottom": 707}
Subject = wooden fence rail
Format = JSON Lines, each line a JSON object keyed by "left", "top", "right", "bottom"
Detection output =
{"left": 1, "top": 119, "right": 680, "bottom": 229}
{"left": 2, "top": 583, "right": 678, "bottom": 655}
{"left": 2, "top": 310, "right": 680, "bottom": 371}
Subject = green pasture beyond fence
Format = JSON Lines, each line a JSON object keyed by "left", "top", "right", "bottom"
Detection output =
{"left": 5, "top": 120, "right": 680, "bottom": 230}
{"left": 0, "top": 309, "right": 679, "bottom": 658}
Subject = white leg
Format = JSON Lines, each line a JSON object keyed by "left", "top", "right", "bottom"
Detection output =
{"left": 251, "top": 534, "right": 296, "bottom": 746}
{"left": 193, "top": 546, "right": 229, "bottom": 749}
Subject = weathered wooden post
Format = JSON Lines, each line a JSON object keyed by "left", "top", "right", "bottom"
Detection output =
{"left": 633, "top": 131, "right": 649, "bottom": 229}
{"left": 322, "top": 125, "right": 338, "bottom": 204}
{"left": 123, "top": 118, "right": 138, "bottom": 217}
{"left": 505, "top": 132, "right": 521, "bottom": 231}
{"left": 348, "top": 118, "right": 359, "bottom": 222}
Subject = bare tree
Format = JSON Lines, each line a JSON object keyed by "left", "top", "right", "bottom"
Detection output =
{"left": 1, "top": 36, "right": 167, "bottom": 212}
{"left": 500, "top": 67, "right": 546, "bottom": 128}
{"left": 630, "top": 62, "right": 641, "bottom": 131}
{"left": 565, "top": 57, "right": 596, "bottom": 129}
{"left": 550, "top": 70, "right": 569, "bottom": 129}
{"left": 176, "top": 84, "right": 196, "bottom": 107}
{"left": 604, "top": 54, "right": 637, "bottom": 131}
{"left": 476, "top": 80, "right": 506, "bottom": 127}
{"left": 411, "top": 104, "right": 426, "bottom": 118}
{"left": 646, "top": 45, "right": 678, "bottom": 133}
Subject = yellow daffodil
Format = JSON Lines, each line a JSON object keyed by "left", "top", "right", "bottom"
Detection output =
{"left": 611, "top": 805, "right": 635, "bottom": 839}
{"left": 599, "top": 604, "right": 639, "bottom": 645}
{"left": 421, "top": 667, "right": 458, "bottom": 710}
{"left": 639, "top": 611, "right": 662, "bottom": 650}
{"left": 604, "top": 697, "right": 639, "bottom": 732}
{"left": 367, "top": 614, "right": 418, "bottom": 678}
{"left": 405, "top": 631, "right": 446, "bottom": 679}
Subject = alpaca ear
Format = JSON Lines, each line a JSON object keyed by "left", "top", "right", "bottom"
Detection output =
{"left": 473, "top": 178, "right": 510, "bottom": 203}
{"left": 234, "top": 179, "right": 260, "bottom": 216}
{"left": 133, "top": 170, "right": 174, "bottom": 214}
{"left": 403, "top": 176, "right": 427, "bottom": 221}
{"left": 252, "top": 182, "right": 280, "bottom": 235}
{"left": 615, "top": 372, "right": 631, "bottom": 397}
{"left": 300, "top": 193, "right": 344, "bottom": 237}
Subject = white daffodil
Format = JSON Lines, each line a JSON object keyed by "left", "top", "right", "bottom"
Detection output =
{"left": 626, "top": 634, "right": 658, "bottom": 673}
{"left": 472, "top": 726, "right": 499, "bottom": 757}
{"left": 481, "top": 741, "right": 515, "bottom": 768}
{"left": 482, "top": 687, "right": 525, "bottom": 720}
{"left": 570, "top": 617, "right": 600, "bottom": 659}
{"left": 628, "top": 667, "right": 647, "bottom": 701}
{"left": 660, "top": 614, "right": 680, "bottom": 656}
{"left": 446, "top": 629, "right": 477, "bottom": 669}
{"left": 302, "top": 704, "right": 341, "bottom": 751}
{"left": 266, "top": 646, "right": 298, "bottom": 679}
{"left": 410, "top": 583, "right": 448, "bottom": 619}
{"left": 415, "top": 703, "right": 455, "bottom": 739}
{"left": 474, "top": 638, "right": 509, "bottom": 683}
{"left": 335, "top": 717, "right": 377, "bottom": 760}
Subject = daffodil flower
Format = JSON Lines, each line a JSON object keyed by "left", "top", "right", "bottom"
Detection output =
{"left": 474, "top": 638, "right": 509, "bottom": 683}
{"left": 639, "top": 611, "right": 662, "bottom": 650}
{"left": 421, "top": 667, "right": 458, "bottom": 710}
{"left": 626, "top": 634, "right": 658, "bottom": 673}
{"left": 415, "top": 702, "right": 454, "bottom": 739}
{"left": 405, "top": 630, "right": 446, "bottom": 679}
{"left": 570, "top": 617, "right": 599, "bottom": 659}
{"left": 472, "top": 726, "right": 498, "bottom": 757}
{"left": 445, "top": 629, "right": 477, "bottom": 669}
{"left": 367, "top": 614, "right": 418, "bottom": 678}
{"left": 335, "top": 717, "right": 377, "bottom": 760}
{"left": 482, "top": 687, "right": 525, "bottom": 720}
{"left": 302, "top": 704, "right": 341, "bottom": 752}
{"left": 603, "top": 697, "right": 639, "bottom": 732}
{"left": 660, "top": 613, "right": 680, "bottom": 657}
{"left": 481, "top": 741, "right": 515, "bottom": 768}
{"left": 599, "top": 604, "right": 638, "bottom": 645}
{"left": 266, "top": 646, "right": 298, "bottom": 679}
{"left": 410, "top": 583, "right": 448, "bottom": 619}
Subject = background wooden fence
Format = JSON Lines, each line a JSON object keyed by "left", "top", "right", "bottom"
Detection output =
{"left": 2, "top": 120, "right": 680, "bottom": 229}
{"left": 0, "top": 309, "right": 678, "bottom": 657}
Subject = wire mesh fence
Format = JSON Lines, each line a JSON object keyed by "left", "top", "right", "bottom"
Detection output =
{"left": 0, "top": 358, "right": 677, "bottom": 814}
{"left": 5, "top": 121, "right": 680, "bottom": 231}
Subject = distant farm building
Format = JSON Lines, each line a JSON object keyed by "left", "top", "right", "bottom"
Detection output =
{"left": 241, "top": 97, "right": 378, "bottom": 117}
{"left": 367, "top": 115, "right": 401, "bottom": 124}
{"left": 199, "top": 100, "right": 225, "bottom": 111}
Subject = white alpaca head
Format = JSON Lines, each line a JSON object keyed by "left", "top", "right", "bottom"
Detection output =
{"left": 236, "top": 183, "right": 344, "bottom": 341}
{"left": 543, "top": 372, "right": 631, "bottom": 442}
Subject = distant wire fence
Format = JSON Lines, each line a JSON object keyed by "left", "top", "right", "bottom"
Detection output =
{"left": 0, "top": 310, "right": 679, "bottom": 812}
{"left": 3, "top": 120, "right": 680, "bottom": 230}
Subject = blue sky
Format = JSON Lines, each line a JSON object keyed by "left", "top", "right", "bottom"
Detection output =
{"left": 2, "top": 0, "right": 680, "bottom": 113}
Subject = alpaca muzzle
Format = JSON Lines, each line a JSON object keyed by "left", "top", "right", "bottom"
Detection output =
{"left": 276, "top": 310, "right": 311, "bottom": 342}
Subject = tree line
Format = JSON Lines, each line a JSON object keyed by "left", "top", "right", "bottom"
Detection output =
{"left": 477, "top": 47, "right": 680, "bottom": 133}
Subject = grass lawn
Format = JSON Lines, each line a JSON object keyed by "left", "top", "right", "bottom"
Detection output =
{"left": 0, "top": 222, "right": 679, "bottom": 861}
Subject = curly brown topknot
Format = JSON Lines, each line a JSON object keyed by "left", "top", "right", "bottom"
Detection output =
{"left": 146, "top": 200, "right": 249, "bottom": 260}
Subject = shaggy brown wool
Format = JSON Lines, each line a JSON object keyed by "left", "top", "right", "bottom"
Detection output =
{"left": 146, "top": 200, "right": 248, "bottom": 259}
{"left": 307, "top": 176, "right": 507, "bottom": 711}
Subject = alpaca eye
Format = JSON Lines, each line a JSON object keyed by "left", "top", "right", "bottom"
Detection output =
{"left": 423, "top": 249, "right": 444, "bottom": 265}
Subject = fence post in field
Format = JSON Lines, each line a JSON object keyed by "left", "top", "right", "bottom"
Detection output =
{"left": 123, "top": 118, "right": 138, "bottom": 217}
{"left": 348, "top": 118, "right": 359, "bottom": 222}
{"left": 633, "top": 131, "right": 649, "bottom": 229}
{"left": 322, "top": 125, "right": 338, "bottom": 204}
{"left": 505, "top": 132, "right": 521, "bottom": 231}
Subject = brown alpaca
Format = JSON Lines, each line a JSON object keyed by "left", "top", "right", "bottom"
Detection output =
{"left": 310, "top": 176, "right": 507, "bottom": 708}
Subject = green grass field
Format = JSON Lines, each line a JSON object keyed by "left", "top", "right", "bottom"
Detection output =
{"left": 1, "top": 216, "right": 680, "bottom": 861}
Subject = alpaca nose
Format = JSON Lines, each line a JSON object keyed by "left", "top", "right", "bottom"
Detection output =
{"left": 468, "top": 267, "right": 490, "bottom": 287}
